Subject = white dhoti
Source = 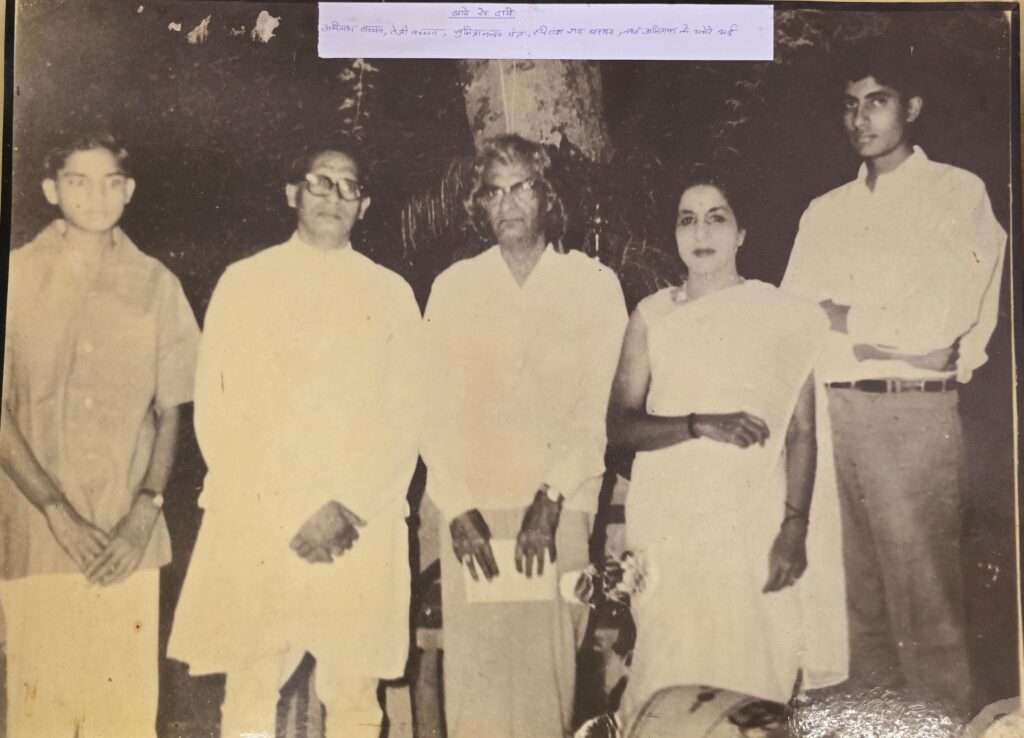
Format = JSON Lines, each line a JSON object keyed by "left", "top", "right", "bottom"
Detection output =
{"left": 0, "top": 569, "right": 159, "bottom": 738}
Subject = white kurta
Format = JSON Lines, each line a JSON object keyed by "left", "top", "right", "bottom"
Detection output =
{"left": 624, "top": 281, "right": 848, "bottom": 707}
{"left": 421, "top": 244, "right": 627, "bottom": 738}
{"left": 422, "top": 244, "right": 628, "bottom": 518}
{"left": 168, "top": 235, "right": 421, "bottom": 679}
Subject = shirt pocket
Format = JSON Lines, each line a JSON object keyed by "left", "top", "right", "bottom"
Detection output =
{"left": 66, "top": 296, "right": 159, "bottom": 420}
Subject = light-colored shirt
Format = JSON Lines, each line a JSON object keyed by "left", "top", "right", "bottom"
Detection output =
{"left": 782, "top": 147, "right": 1006, "bottom": 383}
{"left": 422, "top": 244, "right": 628, "bottom": 520}
{"left": 0, "top": 220, "right": 200, "bottom": 579}
{"left": 193, "top": 234, "right": 422, "bottom": 537}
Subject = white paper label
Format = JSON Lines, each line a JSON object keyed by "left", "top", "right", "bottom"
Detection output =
{"left": 318, "top": 3, "right": 774, "bottom": 60}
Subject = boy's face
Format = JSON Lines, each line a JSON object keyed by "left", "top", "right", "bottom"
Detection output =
{"left": 42, "top": 147, "right": 135, "bottom": 234}
{"left": 842, "top": 76, "right": 922, "bottom": 162}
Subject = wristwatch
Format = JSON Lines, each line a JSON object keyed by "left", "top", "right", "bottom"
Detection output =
{"left": 137, "top": 488, "right": 165, "bottom": 510}
{"left": 540, "top": 483, "right": 564, "bottom": 505}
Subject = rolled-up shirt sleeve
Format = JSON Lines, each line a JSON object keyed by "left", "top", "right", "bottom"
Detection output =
{"left": 947, "top": 182, "right": 1007, "bottom": 382}
{"left": 155, "top": 273, "right": 201, "bottom": 411}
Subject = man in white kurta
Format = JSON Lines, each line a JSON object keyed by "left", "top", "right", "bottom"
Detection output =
{"left": 422, "top": 134, "right": 628, "bottom": 737}
{"left": 168, "top": 146, "right": 421, "bottom": 738}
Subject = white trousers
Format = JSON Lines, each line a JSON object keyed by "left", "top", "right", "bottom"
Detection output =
{"left": 0, "top": 569, "right": 160, "bottom": 738}
{"left": 221, "top": 648, "right": 382, "bottom": 738}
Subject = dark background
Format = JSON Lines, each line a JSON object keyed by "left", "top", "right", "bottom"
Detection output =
{"left": 5, "top": 0, "right": 1020, "bottom": 731}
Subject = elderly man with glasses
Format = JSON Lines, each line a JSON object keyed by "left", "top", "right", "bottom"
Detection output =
{"left": 421, "top": 134, "right": 628, "bottom": 738}
{"left": 169, "top": 141, "right": 422, "bottom": 738}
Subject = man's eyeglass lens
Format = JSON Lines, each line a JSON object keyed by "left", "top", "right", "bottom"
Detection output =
{"left": 305, "top": 173, "right": 362, "bottom": 201}
{"left": 478, "top": 178, "right": 538, "bottom": 205}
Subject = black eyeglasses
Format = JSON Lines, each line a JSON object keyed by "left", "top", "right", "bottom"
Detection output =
{"left": 303, "top": 173, "right": 363, "bottom": 202}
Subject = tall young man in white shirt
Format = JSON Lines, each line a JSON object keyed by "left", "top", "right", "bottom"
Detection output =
{"left": 422, "top": 134, "right": 628, "bottom": 737}
{"left": 782, "top": 44, "right": 1006, "bottom": 720}
{"left": 168, "top": 141, "right": 421, "bottom": 738}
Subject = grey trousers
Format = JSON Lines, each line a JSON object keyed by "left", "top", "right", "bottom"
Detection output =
{"left": 827, "top": 388, "right": 970, "bottom": 717}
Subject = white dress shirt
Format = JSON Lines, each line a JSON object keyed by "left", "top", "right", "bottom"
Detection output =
{"left": 782, "top": 147, "right": 1006, "bottom": 383}
{"left": 422, "top": 245, "right": 628, "bottom": 520}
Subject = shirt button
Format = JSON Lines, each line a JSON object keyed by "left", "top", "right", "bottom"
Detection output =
{"left": 83, "top": 398, "right": 94, "bottom": 409}
{"left": 81, "top": 341, "right": 94, "bottom": 354}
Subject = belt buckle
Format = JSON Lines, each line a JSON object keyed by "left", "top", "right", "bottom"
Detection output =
{"left": 900, "top": 379, "right": 927, "bottom": 393}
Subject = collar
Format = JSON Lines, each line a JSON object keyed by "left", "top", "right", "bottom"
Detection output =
{"left": 289, "top": 231, "right": 354, "bottom": 255}
{"left": 490, "top": 241, "right": 556, "bottom": 287}
{"left": 855, "top": 145, "right": 929, "bottom": 193}
{"left": 36, "top": 218, "right": 140, "bottom": 258}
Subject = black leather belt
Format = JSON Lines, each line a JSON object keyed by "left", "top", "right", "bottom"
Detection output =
{"left": 827, "top": 378, "right": 957, "bottom": 393}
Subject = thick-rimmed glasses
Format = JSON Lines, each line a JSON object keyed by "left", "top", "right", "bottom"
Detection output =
{"left": 303, "top": 172, "right": 363, "bottom": 201}
{"left": 475, "top": 177, "right": 540, "bottom": 207}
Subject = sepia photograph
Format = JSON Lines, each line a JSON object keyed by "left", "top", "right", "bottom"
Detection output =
{"left": 0, "top": 1, "right": 1020, "bottom": 736}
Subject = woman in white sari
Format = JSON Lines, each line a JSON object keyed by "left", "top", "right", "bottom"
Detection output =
{"left": 607, "top": 169, "right": 848, "bottom": 726}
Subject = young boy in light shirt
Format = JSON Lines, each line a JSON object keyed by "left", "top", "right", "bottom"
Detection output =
{"left": 0, "top": 131, "right": 200, "bottom": 737}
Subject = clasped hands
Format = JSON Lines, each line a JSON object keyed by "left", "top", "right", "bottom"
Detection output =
{"left": 290, "top": 500, "right": 366, "bottom": 564}
{"left": 45, "top": 496, "right": 160, "bottom": 587}
{"left": 450, "top": 490, "right": 561, "bottom": 582}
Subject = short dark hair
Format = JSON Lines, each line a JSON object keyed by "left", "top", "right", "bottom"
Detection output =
{"left": 464, "top": 134, "right": 567, "bottom": 245}
{"left": 669, "top": 162, "right": 748, "bottom": 231}
{"left": 286, "top": 137, "right": 369, "bottom": 189}
{"left": 44, "top": 131, "right": 131, "bottom": 179}
{"left": 838, "top": 38, "right": 925, "bottom": 103}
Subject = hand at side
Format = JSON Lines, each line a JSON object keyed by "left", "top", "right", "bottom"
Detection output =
{"left": 763, "top": 519, "right": 808, "bottom": 593}
{"left": 515, "top": 490, "right": 561, "bottom": 578}
{"left": 450, "top": 509, "right": 498, "bottom": 581}
{"left": 290, "top": 500, "right": 366, "bottom": 564}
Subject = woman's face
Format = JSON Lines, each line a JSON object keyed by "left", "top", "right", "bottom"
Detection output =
{"left": 675, "top": 184, "right": 746, "bottom": 277}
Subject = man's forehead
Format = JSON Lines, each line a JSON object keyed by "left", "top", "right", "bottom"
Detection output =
{"left": 484, "top": 159, "right": 533, "bottom": 183}
{"left": 309, "top": 150, "right": 359, "bottom": 176}
{"left": 844, "top": 76, "right": 897, "bottom": 98}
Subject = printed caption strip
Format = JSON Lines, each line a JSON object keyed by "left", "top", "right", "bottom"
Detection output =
{"left": 318, "top": 3, "right": 774, "bottom": 60}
